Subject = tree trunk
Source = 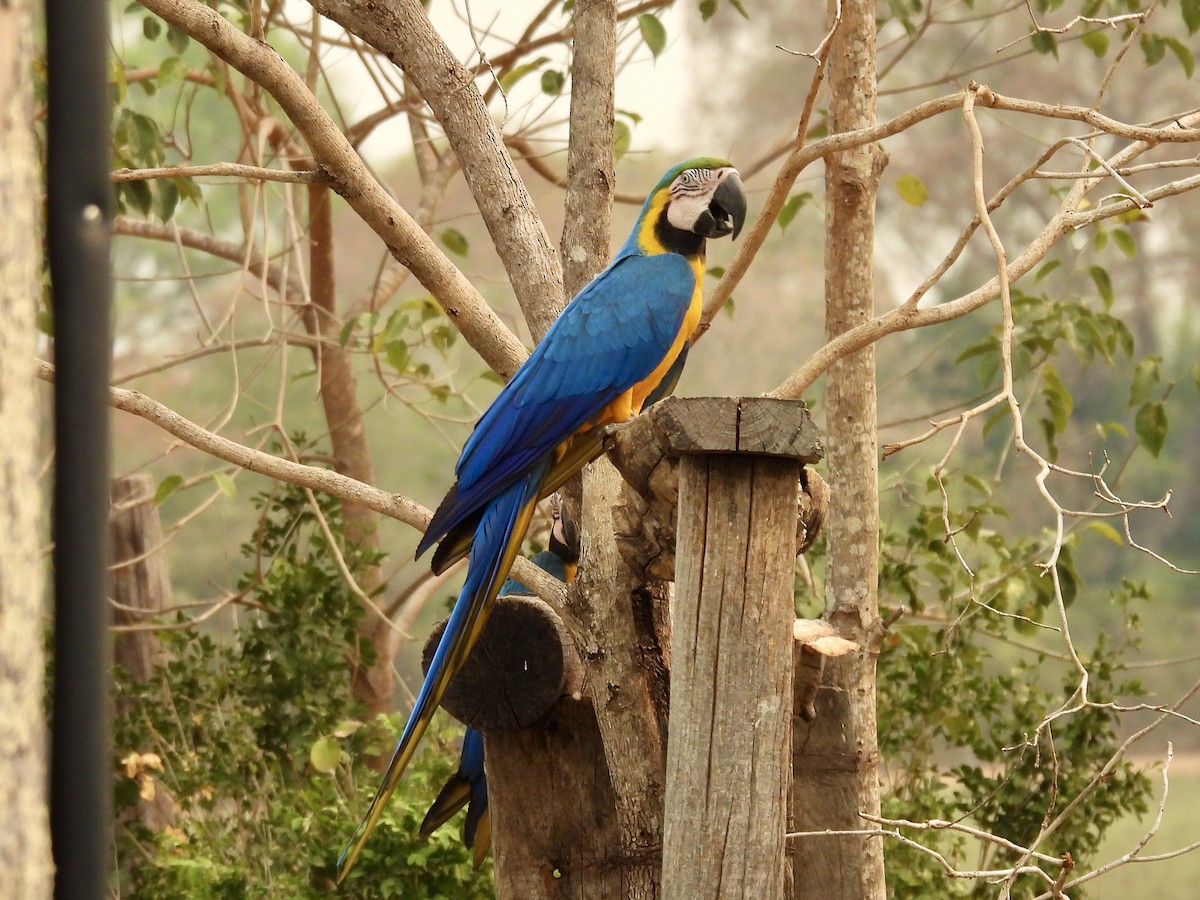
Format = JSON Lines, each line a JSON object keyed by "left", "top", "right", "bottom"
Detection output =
{"left": 298, "top": 180, "right": 392, "bottom": 721}
{"left": 0, "top": 0, "right": 54, "bottom": 892}
{"left": 792, "top": 0, "right": 887, "bottom": 897}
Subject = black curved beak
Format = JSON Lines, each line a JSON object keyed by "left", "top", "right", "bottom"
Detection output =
{"left": 709, "top": 172, "right": 747, "bottom": 240}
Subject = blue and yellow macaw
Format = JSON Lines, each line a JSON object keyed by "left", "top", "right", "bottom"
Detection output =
{"left": 338, "top": 158, "right": 745, "bottom": 881}
{"left": 418, "top": 499, "right": 580, "bottom": 869}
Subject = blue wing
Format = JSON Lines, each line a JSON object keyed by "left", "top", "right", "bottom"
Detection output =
{"left": 416, "top": 251, "right": 696, "bottom": 558}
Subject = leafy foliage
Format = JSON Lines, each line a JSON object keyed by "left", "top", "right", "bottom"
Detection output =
{"left": 112, "top": 480, "right": 493, "bottom": 898}
{"left": 870, "top": 483, "right": 1151, "bottom": 897}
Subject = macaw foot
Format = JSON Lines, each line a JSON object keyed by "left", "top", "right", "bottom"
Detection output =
{"left": 599, "top": 420, "right": 632, "bottom": 451}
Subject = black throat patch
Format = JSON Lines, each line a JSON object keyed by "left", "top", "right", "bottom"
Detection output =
{"left": 654, "top": 209, "right": 706, "bottom": 258}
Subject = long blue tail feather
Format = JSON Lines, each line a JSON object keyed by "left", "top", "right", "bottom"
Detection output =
{"left": 336, "top": 461, "right": 548, "bottom": 883}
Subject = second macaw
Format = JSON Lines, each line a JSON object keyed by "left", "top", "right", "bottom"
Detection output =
{"left": 419, "top": 499, "right": 580, "bottom": 868}
{"left": 338, "top": 158, "right": 746, "bottom": 880}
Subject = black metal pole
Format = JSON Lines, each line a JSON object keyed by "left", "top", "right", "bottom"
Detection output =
{"left": 46, "top": 0, "right": 114, "bottom": 895}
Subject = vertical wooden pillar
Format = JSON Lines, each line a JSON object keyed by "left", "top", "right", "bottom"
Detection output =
{"left": 657, "top": 398, "right": 819, "bottom": 900}
{"left": 111, "top": 475, "right": 171, "bottom": 683}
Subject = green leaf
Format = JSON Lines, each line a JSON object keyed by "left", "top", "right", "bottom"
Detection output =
{"left": 143, "top": 15, "right": 162, "bottom": 41}
{"left": 699, "top": 0, "right": 717, "bottom": 21}
{"left": 613, "top": 119, "right": 632, "bottom": 160}
{"left": 156, "top": 178, "right": 179, "bottom": 223}
{"left": 728, "top": 0, "right": 750, "bottom": 17}
{"left": 157, "top": 56, "right": 187, "bottom": 89}
{"left": 154, "top": 474, "right": 184, "bottom": 505}
{"left": 1041, "top": 365, "right": 1073, "bottom": 432}
{"left": 386, "top": 340, "right": 409, "bottom": 373}
{"left": 1086, "top": 521, "right": 1124, "bottom": 546}
{"left": 309, "top": 736, "right": 341, "bottom": 773}
{"left": 1111, "top": 228, "right": 1136, "bottom": 258}
{"left": 1164, "top": 36, "right": 1196, "bottom": 78}
{"left": 540, "top": 69, "right": 564, "bottom": 95}
{"left": 166, "top": 24, "right": 191, "bottom": 55}
{"left": 1141, "top": 33, "right": 1165, "bottom": 67}
{"left": 1031, "top": 31, "right": 1059, "bottom": 58}
{"left": 333, "top": 719, "right": 364, "bottom": 738}
{"left": 778, "top": 192, "right": 811, "bottom": 231}
{"left": 131, "top": 112, "right": 164, "bottom": 165}
{"left": 895, "top": 174, "right": 928, "bottom": 206}
{"left": 638, "top": 14, "right": 667, "bottom": 59}
{"left": 498, "top": 56, "right": 549, "bottom": 93}
{"left": 1089, "top": 265, "right": 1114, "bottom": 310}
{"left": 122, "top": 180, "right": 153, "bottom": 216}
{"left": 1185, "top": 0, "right": 1200, "bottom": 34}
{"left": 213, "top": 472, "right": 236, "bottom": 498}
{"left": 1080, "top": 29, "right": 1109, "bottom": 57}
{"left": 439, "top": 227, "right": 469, "bottom": 256}
{"left": 1128, "top": 356, "right": 1162, "bottom": 407}
{"left": 1134, "top": 400, "right": 1168, "bottom": 457}
{"left": 1035, "top": 259, "right": 1061, "bottom": 282}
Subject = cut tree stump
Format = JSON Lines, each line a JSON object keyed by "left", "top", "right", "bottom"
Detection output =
{"left": 422, "top": 592, "right": 584, "bottom": 733}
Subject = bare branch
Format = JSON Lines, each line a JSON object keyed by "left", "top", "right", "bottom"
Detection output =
{"left": 112, "top": 163, "right": 321, "bottom": 184}
{"left": 309, "top": 0, "right": 567, "bottom": 339}
{"left": 138, "top": 0, "right": 528, "bottom": 379}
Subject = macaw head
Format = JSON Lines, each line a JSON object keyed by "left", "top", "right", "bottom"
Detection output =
{"left": 630, "top": 158, "right": 747, "bottom": 257}
{"left": 658, "top": 157, "right": 747, "bottom": 240}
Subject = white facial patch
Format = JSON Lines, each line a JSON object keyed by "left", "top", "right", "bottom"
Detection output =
{"left": 665, "top": 167, "right": 732, "bottom": 233}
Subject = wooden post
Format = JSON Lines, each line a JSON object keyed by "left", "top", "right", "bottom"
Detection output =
{"left": 486, "top": 702, "right": 623, "bottom": 898}
{"left": 649, "top": 398, "right": 820, "bottom": 900}
{"left": 110, "top": 475, "right": 171, "bottom": 683}
{"left": 110, "top": 475, "right": 179, "bottom": 834}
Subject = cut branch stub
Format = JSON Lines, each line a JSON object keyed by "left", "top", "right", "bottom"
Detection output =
{"left": 421, "top": 592, "right": 584, "bottom": 734}
{"left": 792, "top": 619, "right": 861, "bottom": 723}
{"left": 609, "top": 396, "right": 825, "bottom": 581}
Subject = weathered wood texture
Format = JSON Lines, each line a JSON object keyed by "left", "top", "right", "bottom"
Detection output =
{"left": 422, "top": 593, "right": 583, "bottom": 733}
{"left": 609, "top": 396, "right": 823, "bottom": 582}
{"left": 110, "top": 475, "right": 171, "bottom": 683}
{"left": 110, "top": 476, "right": 180, "bottom": 835}
{"left": 0, "top": 0, "right": 53, "bottom": 889}
{"left": 486, "top": 700, "right": 623, "bottom": 899}
{"left": 664, "top": 454, "right": 799, "bottom": 900}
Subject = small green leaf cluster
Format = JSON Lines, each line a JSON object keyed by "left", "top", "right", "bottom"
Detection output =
{"left": 111, "top": 5, "right": 204, "bottom": 221}
{"left": 1023, "top": 0, "right": 1199, "bottom": 75}
{"left": 955, "top": 285, "right": 1136, "bottom": 461}
{"left": 339, "top": 298, "right": 462, "bottom": 398}
{"left": 698, "top": 0, "right": 750, "bottom": 23}
{"left": 112, "top": 476, "right": 492, "bottom": 898}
